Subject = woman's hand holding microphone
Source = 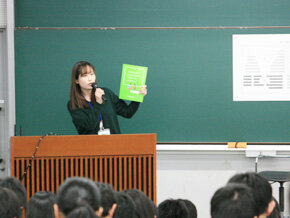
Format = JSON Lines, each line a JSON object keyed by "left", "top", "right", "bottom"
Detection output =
{"left": 94, "top": 87, "right": 105, "bottom": 104}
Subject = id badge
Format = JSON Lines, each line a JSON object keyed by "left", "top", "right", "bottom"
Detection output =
{"left": 98, "top": 128, "right": 111, "bottom": 135}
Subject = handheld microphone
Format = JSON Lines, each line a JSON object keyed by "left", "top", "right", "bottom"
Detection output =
{"left": 92, "top": 83, "right": 106, "bottom": 102}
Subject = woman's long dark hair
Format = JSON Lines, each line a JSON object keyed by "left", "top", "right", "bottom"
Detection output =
{"left": 69, "top": 61, "right": 97, "bottom": 110}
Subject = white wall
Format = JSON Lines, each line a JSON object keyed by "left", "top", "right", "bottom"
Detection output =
{"left": 0, "top": 30, "right": 6, "bottom": 175}
{"left": 156, "top": 145, "right": 290, "bottom": 218}
{"left": 0, "top": 0, "right": 15, "bottom": 176}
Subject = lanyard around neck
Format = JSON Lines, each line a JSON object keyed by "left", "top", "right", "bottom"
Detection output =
{"left": 87, "top": 101, "right": 94, "bottom": 109}
{"left": 87, "top": 101, "right": 104, "bottom": 129}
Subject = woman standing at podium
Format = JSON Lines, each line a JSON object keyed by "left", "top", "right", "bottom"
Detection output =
{"left": 67, "top": 61, "right": 147, "bottom": 135}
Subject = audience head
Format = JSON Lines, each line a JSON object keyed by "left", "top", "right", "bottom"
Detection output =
{"left": 0, "top": 186, "right": 22, "bottom": 218}
{"left": 0, "top": 176, "right": 27, "bottom": 210}
{"left": 66, "top": 204, "right": 98, "bottom": 218}
{"left": 55, "top": 177, "right": 103, "bottom": 218}
{"left": 113, "top": 192, "right": 138, "bottom": 218}
{"left": 26, "top": 191, "right": 56, "bottom": 218}
{"left": 123, "top": 189, "right": 157, "bottom": 218}
{"left": 96, "top": 182, "right": 117, "bottom": 218}
{"left": 228, "top": 172, "right": 275, "bottom": 217}
{"left": 180, "top": 199, "right": 197, "bottom": 218}
{"left": 210, "top": 183, "right": 258, "bottom": 218}
{"left": 158, "top": 199, "right": 189, "bottom": 218}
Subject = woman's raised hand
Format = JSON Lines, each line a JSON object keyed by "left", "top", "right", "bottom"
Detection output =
{"left": 95, "top": 88, "right": 105, "bottom": 104}
{"left": 139, "top": 85, "right": 147, "bottom": 97}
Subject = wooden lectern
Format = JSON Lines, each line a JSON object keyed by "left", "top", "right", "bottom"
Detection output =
{"left": 11, "top": 134, "right": 157, "bottom": 203}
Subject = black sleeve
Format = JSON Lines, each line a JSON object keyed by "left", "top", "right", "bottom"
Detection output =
{"left": 108, "top": 89, "right": 140, "bottom": 118}
{"left": 67, "top": 102, "right": 98, "bottom": 135}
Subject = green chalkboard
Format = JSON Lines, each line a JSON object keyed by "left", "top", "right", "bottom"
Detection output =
{"left": 14, "top": 1, "right": 290, "bottom": 142}
{"left": 15, "top": 0, "right": 290, "bottom": 27}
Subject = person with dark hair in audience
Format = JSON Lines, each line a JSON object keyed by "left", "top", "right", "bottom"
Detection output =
{"left": 0, "top": 186, "right": 22, "bottom": 218}
{"left": 66, "top": 205, "right": 98, "bottom": 218}
{"left": 123, "top": 189, "right": 157, "bottom": 218}
{"left": 267, "top": 198, "right": 281, "bottom": 218}
{"left": 211, "top": 183, "right": 258, "bottom": 218}
{"left": 26, "top": 191, "right": 56, "bottom": 218}
{"left": 158, "top": 199, "right": 189, "bottom": 218}
{"left": 0, "top": 177, "right": 27, "bottom": 211}
{"left": 113, "top": 192, "right": 138, "bottom": 218}
{"left": 228, "top": 172, "right": 276, "bottom": 218}
{"left": 96, "top": 182, "right": 117, "bottom": 218}
{"left": 180, "top": 199, "right": 197, "bottom": 218}
{"left": 54, "top": 177, "right": 103, "bottom": 218}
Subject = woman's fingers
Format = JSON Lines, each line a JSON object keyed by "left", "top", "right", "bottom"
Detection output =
{"left": 139, "top": 85, "right": 147, "bottom": 96}
{"left": 95, "top": 88, "right": 105, "bottom": 103}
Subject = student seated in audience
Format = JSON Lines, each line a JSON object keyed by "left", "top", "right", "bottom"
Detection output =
{"left": 0, "top": 186, "right": 22, "bottom": 218}
{"left": 0, "top": 176, "right": 27, "bottom": 212}
{"left": 180, "top": 199, "right": 197, "bottom": 218}
{"left": 113, "top": 192, "right": 138, "bottom": 218}
{"left": 66, "top": 204, "right": 98, "bottom": 218}
{"left": 123, "top": 189, "right": 157, "bottom": 218}
{"left": 96, "top": 182, "right": 117, "bottom": 218}
{"left": 158, "top": 199, "right": 189, "bottom": 218}
{"left": 211, "top": 183, "right": 258, "bottom": 218}
{"left": 228, "top": 172, "right": 276, "bottom": 218}
{"left": 26, "top": 191, "right": 56, "bottom": 218}
{"left": 54, "top": 177, "right": 103, "bottom": 218}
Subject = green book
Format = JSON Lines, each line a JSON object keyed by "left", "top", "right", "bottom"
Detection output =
{"left": 119, "top": 64, "right": 148, "bottom": 102}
